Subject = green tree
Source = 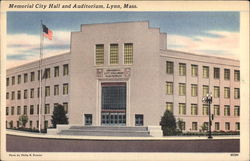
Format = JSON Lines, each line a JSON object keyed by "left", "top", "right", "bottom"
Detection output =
{"left": 200, "top": 122, "right": 208, "bottom": 133}
{"left": 19, "top": 115, "right": 28, "bottom": 128}
{"left": 51, "top": 104, "right": 68, "bottom": 128}
{"left": 160, "top": 110, "right": 177, "bottom": 136}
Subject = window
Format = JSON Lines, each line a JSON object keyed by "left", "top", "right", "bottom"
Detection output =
{"left": 45, "top": 86, "right": 50, "bottom": 97}
{"left": 54, "top": 66, "right": 59, "bottom": 77}
{"left": 166, "top": 102, "right": 173, "bottom": 113}
{"left": 191, "top": 84, "right": 198, "bottom": 97}
{"left": 85, "top": 114, "right": 92, "bottom": 125}
{"left": 96, "top": 44, "right": 104, "bottom": 65}
{"left": 36, "top": 120, "right": 39, "bottom": 128}
{"left": 224, "top": 69, "right": 230, "bottom": 80}
{"left": 63, "top": 83, "right": 68, "bottom": 95}
{"left": 166, "top": 61, "right": 174, "bottom": 74}
{"left": 37, "top": 105, "right": 40, "bottom": 115}
{"left": 6, "top": 107, "right": 9, "bottom": 115}
{"left": 224, "top": 87, "right": 230, "bottom": 98}
{"left": 124, "top": 43, "right": 133, "bottom": 64}
{"left": 63, "top": 64, "right": 69, "bottom": 76}
{"left": 179, "top": 83, "right": 186, "bottom": 96}
{"left": 29, "top": 121, "right": 33, "bottom": 128}
{"left": 179, "top": 121, "right": 185, "bottom": 131}
{"left": 110, "top": 44, "right": 119, "bottom": 64}
{"left": 225, "top": 122, "right": 230, "bottom": 130}
{"left": 30, "top": 105, "right": 34, "bottom": 115}
{"left": 17, "top": 121, "right": 20, "bottom": 128}
{"left": 11, "top": 76, "right": 15, "bottom": 85}
{"left": 11, "top": 91, "right": 15, "bottom": 100}
{"left": 23, "top": 106, "right": 27, "bottom": 115}
{"left": 203, "top": 122, "right": 208, "bottom": 131}
{"left": 38, "top": 70, "right": 41, "bottom": 80}
{"left": 30, "top": 72, "right": 35, "bottom": 81}
{"left": 234, "top": 70, "right": 240, "bottom": 81}
{"left": 234, "top": 106, "right": 240, "bottom": 116}
{"left": 224, "top": 105, "right": 230, "bottom": 116}
{"left": 63, "top": 102, "right": 68, "bottom": 113}
{"left": 37, "top": 87, "right": 40, "bottom": 98}
{"left": 135, "top": 114, "right": 144, "bottom": 126}
{"left": 166, "top": 82, "right": 173, "bottom": 95}
{"left": 45, "top": 104, "right": 50, "bottom": 114}
{"left": 179, "top": 63, "right": 186, "bottom": 76}
{"left": 214, "top": 86, "right": 220, "bottom": 98}
{"left": 17, "top": 90, "right": 21, "bottom": 100}
{"left": 43, "top": 68, "right": 50, "bottom": 79}
{"left": 179, "top": 103, "right": 186, "bottom": 115}
{"left": 191, "top": 64, "right": 198, "bottom": 77}
{"left": 202, "top": 85, "right": 209, "bottom": 97}
{"left": 44, "top": 120, "right": 48, "bottom": 129}
{"left": 6, "top": 92, "right": 9, "bottom": 99}
{"left": 54, "top": 85, "right": 59, "bottom": 96}
{"left": 234, "top": 88, "right": 240, "bottom": 99}
{"left": 215, "top": 122, "right": 220, "bottom": 131}
{"left": 17, "top": 106, "right": 21, "bottom": 115}
{"left": 23, "top": 90, "right": 28, "bottom": 99}
{"left": 235, "top": 122, "right": 240, "bottom": 131}
{"left": 30, "top": 88, "right": 34, "bottom": 98}
{"left": 202, "top": 104, "right": 208, "bottom": 115}
{"left": 18, "top": 75, "right": 21, "bottom": 84}
{"left": 203, "top": 66, "right": 209, "bottom": 78}
{"left": 11, "top": 106, "right": 15, "bottom": 115}
{"left": 214, "top": 105, "right": 220, "bottom": 116}
{"left": 24, "top": 73, "right": 28, "bottom": 83}
{"left": 192, "top": 122, "right": 198, "bottom": 130}
{"left": 6, "top": 78, "right": 9, "bottom": 86}
{"left": 191, "top": 104, "right": 198, "bottom": 115}
{"left": 214, "top": 68, "right": 220, "bottom": 79}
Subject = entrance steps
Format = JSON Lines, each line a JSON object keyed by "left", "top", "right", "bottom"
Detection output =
{"left": 57, "top": 126, "right": 151, "bottom": 137}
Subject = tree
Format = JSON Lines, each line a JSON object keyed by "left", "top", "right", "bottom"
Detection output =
{"left": 176, "top": 118, "right": 185, "bottom": 133}
{"left": 200, "top": 122, "right": 208, "bottom": 133}
{"left": 19, "top": 115, "right": 28, "bottom": 128}
{"left": 160, "top": 110, "right": 177, "bottom": 136}
{"left": 51, "top": 104, "right": 68, "bottom": 128}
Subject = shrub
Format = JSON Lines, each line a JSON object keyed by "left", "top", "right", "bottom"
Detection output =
{"left": 160, "top": 110, "right": 177, "bottom": 136}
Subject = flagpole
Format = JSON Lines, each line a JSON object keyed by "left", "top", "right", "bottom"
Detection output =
{"left": 39, "top": 20, "right": 44, "bottom": 133}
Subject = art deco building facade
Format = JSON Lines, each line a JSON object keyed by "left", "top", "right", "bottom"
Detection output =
{"left": 6, "top": 21, "right": 240, "bottom": 132}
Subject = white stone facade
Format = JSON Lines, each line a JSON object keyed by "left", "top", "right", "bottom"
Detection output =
{"left": 6, "top": 21, "right": 240, "bottom": 132}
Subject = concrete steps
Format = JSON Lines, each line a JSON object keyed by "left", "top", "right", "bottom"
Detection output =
{"left": 58, "top": 126, "right": 151, "bottom": 137}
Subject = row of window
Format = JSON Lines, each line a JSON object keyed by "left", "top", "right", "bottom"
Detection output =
{"left": 7, "top": 120, "right": 49, "bottom": 129}
{"left": 6, "top": 84, "right": 69, "bottom": 100}
{"left": 166, "top": 61, "right": 240, "bottom": 81}
{"left": 166, "top": 82, "right": 240, "bottom": 99}
{"left": 96, "top": 43, "right": 133, "bottom": 65}
{"left": 6, "top": 103, "right": 68, "bottom": 116}
{"left": 6, "top": 64, "right": 69, "bottom": 86}
{"left": 166, "top": 103, "right": 240, "bottom": 116}
{"left": 179, "top": 121, "right": 240, "bottom": 131}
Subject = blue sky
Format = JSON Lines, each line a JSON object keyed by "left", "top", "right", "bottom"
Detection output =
{"left": 7, "top": 12, "right": 240, "bottom": 68}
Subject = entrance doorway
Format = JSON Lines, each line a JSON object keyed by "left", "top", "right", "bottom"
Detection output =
{"left": 101, "top": 82, "right": 126, "bottom": 126}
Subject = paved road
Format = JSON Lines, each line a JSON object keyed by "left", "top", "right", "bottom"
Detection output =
{"left": 7, "top": 135, "right": 239, "bottom": 152}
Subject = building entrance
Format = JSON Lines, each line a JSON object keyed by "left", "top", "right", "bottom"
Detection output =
{"left": 101, "top": 82, "right": 126, "bottom": 126}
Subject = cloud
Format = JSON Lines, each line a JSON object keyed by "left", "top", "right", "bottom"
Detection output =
{"left": 7, "top": 30, "right": 71, "bottom": 69}
{"left": 167, "top": 30, "right": 239, "bottom": 59}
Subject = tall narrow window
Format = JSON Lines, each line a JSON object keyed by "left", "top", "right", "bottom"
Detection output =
{"left": 214, "top": 86, "right": 220, "bottom": 98}
{"left": 54, "top": 66, "right": 59, "bottom": 77}
{"left": 30, "top": 72, "right": 35, "bottom": 81}
{"left": 11, "top": 76, "right": 15, "bottom": 85}
{"left": 6, "top": 92, "right": 9, "bottom": 99}
{"left": 224, "top": 87, "right": 230, "bottom": 98}
{"left": 166, "top": 102, "right": 173, "bottom": 113}
{"left": 224, "top": 105, "right": 230, "bottom": 116}
{"left": 37, "top": 105, "right": 39, "bottom": 115}
{"left": 225, "top": 122, "right": 230, "bottom": 130}
{"left": 11, "top": 106, "right": 15, "bottom": 115}
{"left": 203, "top": 66, "right": 209, "bottom": 78}
{"left": 224, "top": 69, "right": 230, "bottom": 80}
{"left": 30, "top": 88, "right": 34, "bottom": 98}
{"left": 179, "top": 83, "right": 186, "bottom": 96}
{"left": 17, "top": 106, "right": 21, "bottom": 115}
{"left": 179, "top": 103, "right": 186, "bottom": 115}
{"left": 24, "top": 73, "right": 28, "bottom": 83}
{"left": 214, "top": 68, "right": 220, "bottom": 79}
{"left": 6, "top": 78, "right": 9, "bottom": 86}
{"left": 45, "top": 86, "right": 50, "bottom": 97}
{"left": 54, "top": 85, "right": 59, "bottom": 96}
{"left": 63, "top": 83, "right": 69, "bottom": 95}
{"left": 192, "top": 122, "right": 198, "bottom": 130}
{"left": 63, "top": 64, "right": 69, "bottom": 76}
{"left": 202, "top": 104, "right": 208, "bottom": 115}
{"left": 85, "top": 114, "right": 92, "bottom": 125}
{"left": 166, "top": 82, "right": 173, "bottom": 95}
{"left": 37, "top": 87, "right": 40, "bottom": 98}
{"left": 235, "top": 122, "right": 240, "bottom": 131}
{"left": 191, "top": 64, "right": 198, "bottom": 77}
{"left": 96, "top": 44, "right": 104, "bottom": 65}
{"left": 45, "top": 104, "right": 50, "bottom": 114}
{"left": 234, "top": 106, "right": 240, "bottom": 116}
{"left": 24, "top": 90, "right": 28, "bottom": 99}
{"left": 234, "top": 70, "right": 240, "bottom": 81}
{"left": 191, "top": 84, "right": 198, "bottom": 97}
{"left": 135, "top": 114, "right": 144, "bottom": 126}
{"left": 124, "top": 43, "right": 133, "bottom": 64}
{"left": 17, "top": 90, "right": 21, "bottom": 100}
{"left": 110, "top": 44, "right": 119, "bottom": 64}
{"left": 202, "top": 85, "right": 209, "bottom": 97}
{"left": 234, "top": 88, "right": 240, "bottom": 99}
{"left": 23, "top": 106, "right": 27, "bottom": 115}
{"left": 215, "top": 122, "right": 220, "bottom": 131}
{"left": 43, "top": 68, "right": 50, "bottom": 79}
{"left": 11, "top": 91, "right": 15, "bottom": 100}
{"left": 6, "top": 107, "right": 9, "bottom": 115}
{"left": 214, "top": 105, "right": 220, "bottom": 116}
{"left": 30, "top": 105, "right": 34, "bottom": 115}
{"left": 191, "top": 104, "right": 198, "bottom": 115}
{"left": 166, "top": 61, "right": 174, "bottom": 74}
{"left": 18, "top": 75, "right": 21, "bottom": 84}
{"left": 63, "top": 102, "right": 68, "bottom": 114}
{"left": 179, "top": 63, "right": 186, "bottom": 76}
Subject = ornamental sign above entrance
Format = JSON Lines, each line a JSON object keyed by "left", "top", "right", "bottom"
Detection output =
{"left": 96, "top": 68, "right": 131, "bottom": 79}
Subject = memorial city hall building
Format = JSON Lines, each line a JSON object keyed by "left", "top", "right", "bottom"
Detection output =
{"left": 6, "top": 21, "right": 240, "bottom": 132}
